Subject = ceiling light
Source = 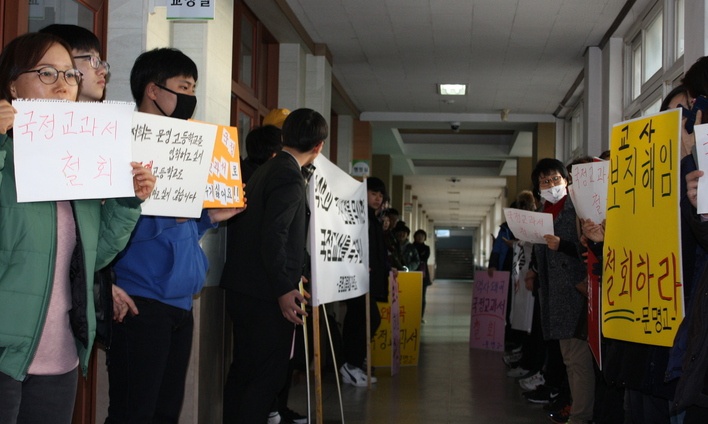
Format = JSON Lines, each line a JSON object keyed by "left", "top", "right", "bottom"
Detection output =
{"left": 438, "top": 84, "right": 467, "bottom": 96}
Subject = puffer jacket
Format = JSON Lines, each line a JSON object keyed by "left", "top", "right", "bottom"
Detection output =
{"left": 0, "top": 134, "right": 142, "bottom": 380}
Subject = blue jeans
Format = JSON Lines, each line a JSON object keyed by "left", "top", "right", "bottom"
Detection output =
{"left": 0, "top": 367, "right": 78, "bottom": 424}
{"left": 105, "top": 297, "right": 193, "bottom": 424}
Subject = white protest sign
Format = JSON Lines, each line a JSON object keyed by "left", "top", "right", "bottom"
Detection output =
{"left": 12, "top": 99, "right": 135, "bottom": 202}
{"left": 693, "top": 123, "right": 708, "bottom": 214}
{"left": 308, "top": 155, "right": 369, "bottom": 306}
{"left": 569, "top": 161, "right": 609, "bottom": 222}
{"left": 503, "top": 208, "right": 554, "bottom": 244}
{"left": 131, "top": 112, "right": 217, "bottom": 218}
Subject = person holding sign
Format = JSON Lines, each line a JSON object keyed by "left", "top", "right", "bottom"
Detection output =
{"left": 104, "top": 48, "right": 243, "bottom": 424}
{"left": 524, "top": 158, "right": 593, "bottom": 424}
{"left": 0, "top": 33, "right": 155, "bottom": 424}
{"left": 38, "top": 23, "right": 140, "bottom": 333}
{"left": 220, "top": 108, "right": 326, "bottom": 423}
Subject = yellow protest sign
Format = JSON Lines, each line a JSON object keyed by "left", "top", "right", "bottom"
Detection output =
{"left": 603, "top": 109, "right": 683, "bottom": 346}
{"left": 371, "top": 272, "right": 423, "bottom": 367}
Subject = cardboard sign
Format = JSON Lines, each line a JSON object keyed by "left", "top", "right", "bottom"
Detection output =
{"left": 470, "top": 271, "right": 509, "bottom": 352}
{"left": 12, "top": 99, "right": 135, "bottom": 202}
{"left": 202, "top": 124, "right": 244, "bottom": 208}
{"left": 603, "top": 109, "right": 683, "bottom": 347}
{"left": 371, "top": 272, "right": 423, "bottom": 367}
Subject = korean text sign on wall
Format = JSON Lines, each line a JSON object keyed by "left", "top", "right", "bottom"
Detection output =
{"left": 603, "top": 109, "right": 683, "bottom": 347}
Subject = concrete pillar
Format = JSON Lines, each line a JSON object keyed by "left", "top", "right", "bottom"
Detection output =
{"left": 336, "top": 115, "right": 354, "bottom": 172}
{"left": 390, "top": 175, "right": 404, "bottom": 214}
{"left": 584, "top": 46, "right": 603, "bottom": 159}
{"left": 305, "top": 52, "right": 332, "bottom": 157}
{"left": 277, "top": 43, "right": 306, "bottom": 110}
{"left": 602, "top": 38, "right": 623, "bottom": 155}
{"left": 516, "top": 157, "right": 534, "bottom": 194}
{"left": 412, "top": 198, "right": 420, "bottom": 233}
{"left": 105, "top": 2, "right": 150, "bottom": 102}
{"left": 533, "top": 123, "right": 556, "bottom": 165}
{"left": 403, "top": 185, "right": 413, "bottom": 225}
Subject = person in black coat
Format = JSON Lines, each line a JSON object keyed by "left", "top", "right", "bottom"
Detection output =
{"left": 340, "top": 176, "right": 391, "bottom": 387}
{"left": 220, "top": 108, "right": 327, "bottom": 424}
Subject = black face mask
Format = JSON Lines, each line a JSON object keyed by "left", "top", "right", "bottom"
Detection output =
{"left": 153, "top": 83, "right": 197, "bottom": 120}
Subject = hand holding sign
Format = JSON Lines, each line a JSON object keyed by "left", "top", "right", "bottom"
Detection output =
{"left": 0, "top": 100, "right": 14, "bottom": 134}
{"left": 131, "top": 162, "right": 156, "bottom": 201}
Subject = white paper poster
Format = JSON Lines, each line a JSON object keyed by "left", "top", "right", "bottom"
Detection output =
{"left": 12, "top": 99, "right": 135, "bottom": 202}
{"left": 569, "top": 161, "right": 609, "bottom": 223}
{"left": 131, "top": 112, "right": 217, "bottom": 218}
{"left": 503, "top": 208, "right": 554, "bottom": 244}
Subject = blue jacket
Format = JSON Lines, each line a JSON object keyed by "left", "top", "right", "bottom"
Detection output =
{"left": 113, "top": 209, "right": 217, "bottom": 310}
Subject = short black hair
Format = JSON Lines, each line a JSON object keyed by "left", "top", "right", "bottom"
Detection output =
{"left": 366, "top": 176, "right": 387, "bottom": 196}
{"left": 281, "top": 108, "right": 328, "bottom": 153}
{"left": 39, "top": 24, "right": 101, "bottom": 54}
{"left": 660, "top": 85, "right": 689, "bottom": 111}
{"left": 130, "top": 48, "right": 198, "bottom": 106}
{"left": 245, "top": 125, "right": 282, "bottom": 165}
{"left": 413, "top": 229, "right": 427, "bottom": 239}
{"left": 531, "top": 158, "right": 568, "bottom": 197}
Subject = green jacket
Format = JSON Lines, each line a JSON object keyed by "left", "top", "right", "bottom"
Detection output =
{"left": 0, "top": 134, "right": 142, "bottom": 381}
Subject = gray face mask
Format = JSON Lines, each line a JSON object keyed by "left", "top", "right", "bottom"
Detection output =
{"left": 153, "top": 84, "right": 197, "bottom": 120}
{"left": 540, "top": 185, "right": 567, "bottom": 204}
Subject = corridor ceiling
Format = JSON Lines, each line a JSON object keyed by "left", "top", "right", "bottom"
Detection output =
{"left": 251, "top": 0, "right": 654, "bottom": 228}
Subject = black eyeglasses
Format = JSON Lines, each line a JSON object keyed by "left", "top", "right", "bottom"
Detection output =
{"left": 73, "top": 55, "right": 110, "bottom": 72}
{"left": 20, "top": 66, "right": 83, "bottom": 86}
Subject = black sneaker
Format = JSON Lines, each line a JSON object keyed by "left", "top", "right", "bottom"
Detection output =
{"left": 547, "top": 404, "right": 571, "bottom": 423}
{"left": 280, "top": 407, "right": 308, "bottom": 424}
{"left": 523, "top": 385, "right": 559, "bottom": 404}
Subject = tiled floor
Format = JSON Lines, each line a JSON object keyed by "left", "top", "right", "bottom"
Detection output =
{"left": 287, "top": 279, "right": 547, "bottom": 423}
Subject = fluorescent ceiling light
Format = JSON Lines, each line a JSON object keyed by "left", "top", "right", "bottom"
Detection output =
{"left": 438, "top": 84, "right": 467, "bottom": 95}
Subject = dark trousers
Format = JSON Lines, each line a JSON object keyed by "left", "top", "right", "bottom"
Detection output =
{"left": 223, "top": 291, "right": 295, "bottom": 424}
{"left": 518, "top": 294, "right": 545, "bottom": 372}
{"left": 342, "top": 294, "right": 382, "bottom": 368}
{"left": 105, "top": 298, "right": 194, "bottom": 424}
{"left": 0, "top": 367, "right": 78, "bottom": 424}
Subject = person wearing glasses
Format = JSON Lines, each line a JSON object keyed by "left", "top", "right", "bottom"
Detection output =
{"left": 38, "top": 24, "right": 140, "bottom": 339}
{"left": 0, "top": 32, "right": 155, "bottom": 424}
{"left": 39, "top": 24, "right": 110, "bottom": 103}
{"left": 524, "top": 158, "right": 594, "bottom": 424}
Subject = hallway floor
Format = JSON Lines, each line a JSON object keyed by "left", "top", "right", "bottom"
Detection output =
{"left": 287, "top": 279, "right": 547, "bottom": 423}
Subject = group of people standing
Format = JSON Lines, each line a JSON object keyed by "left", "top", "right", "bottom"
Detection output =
{"left": 0, "top": 25, "right": 333, "bottom": 424}
{"left": 490, "top": 54, "right": 708, "bottom": 424}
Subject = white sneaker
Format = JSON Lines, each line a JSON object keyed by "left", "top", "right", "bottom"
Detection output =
{"left": 340, "top": 362, "right": 377, "bottom": 387}
{"left": 267, "top": 411, "right": 281, "bottom": 424}
{"left": 518, "top": 371, "right": 545, "bottom": 392}
{"left": 506, "top": 366, "right": 530, "bottom": 378}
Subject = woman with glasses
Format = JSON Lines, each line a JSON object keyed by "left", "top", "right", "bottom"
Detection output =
{"left": 0, "top": 32, "right": 155, "bottom": 424}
